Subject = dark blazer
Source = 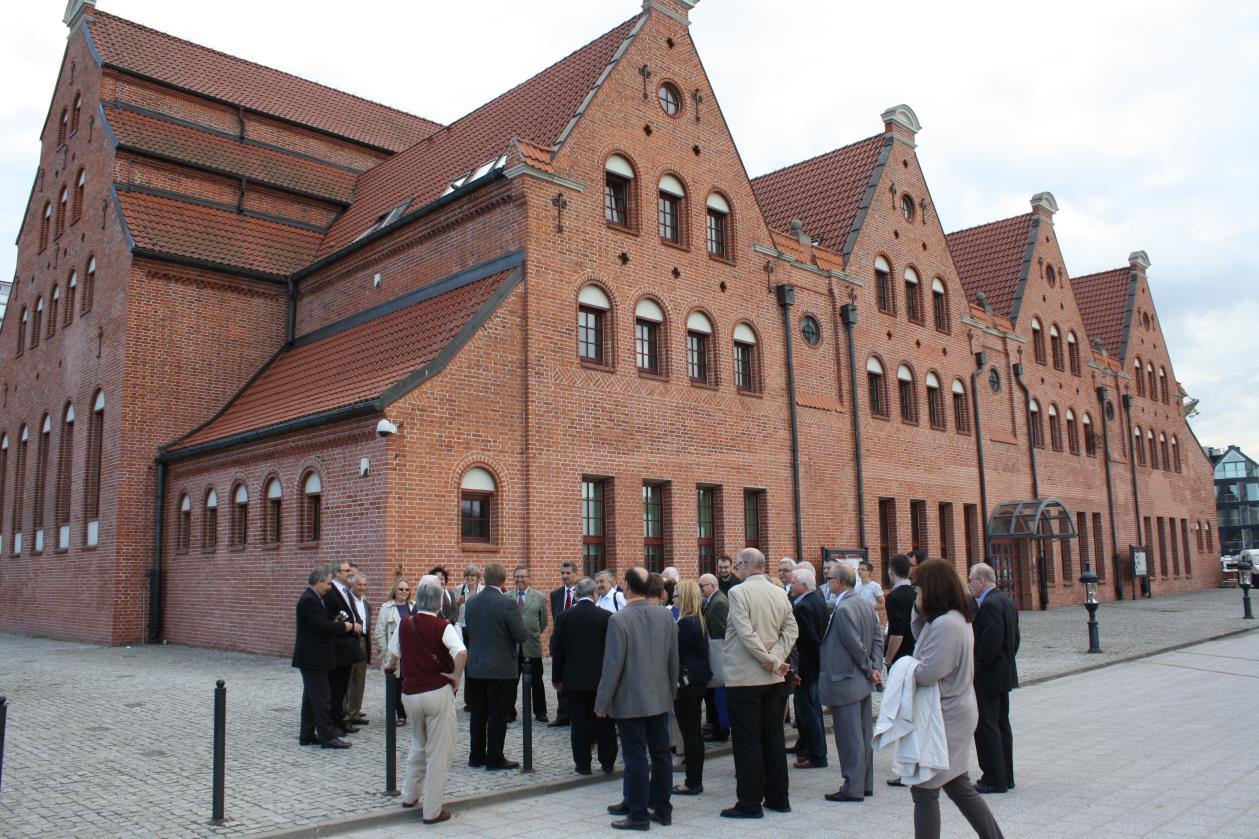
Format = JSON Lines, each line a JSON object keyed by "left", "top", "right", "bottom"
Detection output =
{"left": 465, "top": 585, "right": 527, "bottom": 680}
{"left": 973, "top": 588, "right": 1020, "bottom": 693}
{"left": 324, "top": 582, "right": 365, "bottom": 666}
{"left": 550, "top": 585, "right": 576, "bottom": 624}
{"left": 550, "top": 599, "right": 610, "bottom": 693}
{"left": 703, "top": 589, "right": 729, "bottom": 640}
{"left": 791, "top": 588, "right": 829, "bottom": 683}
{"left": 292, "top": 587, "right": 345, "bottom": 670}
{"left": 677, "top": 615, "right": 712, "bottom": 689}
{"left": 885, "top": 582, "right": 917, "bottom": 664}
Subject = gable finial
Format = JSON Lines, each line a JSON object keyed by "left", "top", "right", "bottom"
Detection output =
{"left": 64, "top": 0, "right": 95, "bottom": 29}
{"left": 881, "top": 104, "right": 922, "bottom": 148}
{"left": 1030, "top": 192, "right": 1059, "bottom": 217}
{"left": 1128, "top": 251, "right": 1151, "bottom": 271}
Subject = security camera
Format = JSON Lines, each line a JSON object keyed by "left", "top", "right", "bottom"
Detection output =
{"left": 376, "top": 419, "right": 398, "bottom": 438}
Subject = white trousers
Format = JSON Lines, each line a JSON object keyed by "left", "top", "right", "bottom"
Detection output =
{"left": 400, "top": 685, "right": 457, "bottom": 820}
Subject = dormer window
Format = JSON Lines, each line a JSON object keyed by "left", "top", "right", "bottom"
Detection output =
{"left": 354, "top": 198, "right": 413, "bottom": 242}
{"left": 471, "top": 154, "right": 508, "bottom": 181}
{"left": 604, "top": 154, "right": 635, "bottom": 228}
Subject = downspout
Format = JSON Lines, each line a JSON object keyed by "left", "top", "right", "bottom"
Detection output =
{"left": 285, "top": 276, "right": 296, "bottom": 345}
{"left": 777, "top": 283, "right": 805, "bottom": 563}
{"left": 1122, "top": 393, "right": 1145, "bottom": 597}
{"left": 840, "top": 302, "right": 866, "bottom": 550}
{"left": 1012, "top": 363, "right": 1048, "bottom": 610}
{"left": 969, "top": 352, "right": 990, "bottom": 561}
{"left": 1097, "top": 385, "right": 1123, "bottom": 599}
{"left": 147, "top": 459, "right": 167, "bottom": 642}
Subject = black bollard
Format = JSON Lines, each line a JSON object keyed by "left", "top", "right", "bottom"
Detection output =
{"left": 212, "top": 680, "right": 226, "bottom": 824}
{"left": 0, "top": 695, "right": 7, "bottom": 794}
{"left": 384, "top": 670, "right": 399, "bottom": 796}
{"left": 520, "top": 658, "right": 534, "bottom": 773}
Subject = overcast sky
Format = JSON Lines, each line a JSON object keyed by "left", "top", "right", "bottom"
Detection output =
{"left": 2, "top": 0, "right": 1255, "bottom": 457}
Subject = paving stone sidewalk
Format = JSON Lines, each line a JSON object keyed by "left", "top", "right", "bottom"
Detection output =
{"left": 0, "top": 586, "right": 1252, "bottom": 838}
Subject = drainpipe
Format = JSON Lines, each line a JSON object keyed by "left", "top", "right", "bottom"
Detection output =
{"left": 1122, "top": 393, "right": 1145, "bottom": 598}
{"left": 840, "top": 302, "right": 866, "bottom": 550}
{"left": 969, "top": 352, "right": 990, "bottom": 561}
{"left": 147, "top": 459, "right": 167, "bottom": 642}
{"left": 777, "top": 283, "right": 805, "bottom": 563}
{"left": 1012, "top": 363, "right": 1048, "bottom": 610}
{"left": 1097, "top": 385, "right": 1123, "bottom": 599}
{"left": 286, "top": 276, "right": 297, "bottom": 345}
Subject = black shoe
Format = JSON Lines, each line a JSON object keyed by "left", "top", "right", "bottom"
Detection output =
{"left": 602, "top": 765, "right": 616, "bottom": 774}
{"left": 299, "top": 736, "right": 319, "bottom": 746}
{"left": 824, "top": 791, "right": 863, "bottom": 802}
{"left": 535, "top": 716, "right": 549, "bottom": 724}
{"left": 720, "top": 806, "right": 763, "bottom": 819}
{"left": 886, "top": 778, "right": 905, "bottom": 787}
{"left": 575, "top": 767, "right": 593, "bottom": 776}
{"left": 340, "top": 724, "right": 361, "bottom": 734}
{"left": 650, "top": 811, "right": 672, "bottom": 826}
{"left": 351, "top": 715, "right": 370, "bottom": 725}
{"left": 468, "top": 760, "right": 485, "bottom": 768}
{"left": 610, "top": 819, "right": 650, "bottom": 831}
{"left": 764, "top": 801, "right": 791, "bottom": 813}
{"left": 704, "top": 730, "right": 729, "bottom": 742}
{"left": 1008, "top": 780, "right": 1016, "bottom": 789}
{"left": 975, "top": 783, "right": 1007, "bottom": 794}
{"left": 486, "top": 760, "right": 520, "bottom": 771}
{"left": 548, "top": 719, "right": 570, "bottom": 727}
{"left": 320, "top": 738, "right": 352, "bottom": 749}
{"left": 608, "top": 802, "right": 631, "bottom": 815}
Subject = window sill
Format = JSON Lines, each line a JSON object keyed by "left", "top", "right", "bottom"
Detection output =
{"left": 736, "top": 387, "right": 763, "bottom": 398}
{"left": 461, "top": 542, "right": 500, "bottom": 553}
{"left": 689, "top": 379, "right": 718, "bottom": 391}
{"left": 298, "top": 541, "right": 322, "bottom": 550}
{"left": 82, "top": 544, "right": 97, "bottom": 552}
{"left": 637, "top": 370, "right": 668, "bottom": 382}
{"left": 580, "top": 359, "right": 615, "bottom": 373}
{"left": 707, "top": 252, "right": 735, "bottom": 267}
{"left": 870, "top": 412, "right": 890, "bottom": 422}
{"left": 201, "top": 547, "right": 218, "bottom": 554}
{"left": 929, "top": 424, "right": 946, "bottom": 432}
{"left": 900, "top": 418, "right": 920, "bottom": 427}
{"left": 606, "top": 221, "right": 638, "bottom": 237}
{"left": 261, "top": 543, "right": 280, "bottom": 552}
{"left": 229, "top": 545, "right": 247, "bottom": 553}
{"left": 660, "top": 238, "right": 690, "bottom": 253}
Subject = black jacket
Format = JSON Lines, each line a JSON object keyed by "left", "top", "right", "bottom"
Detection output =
{"left": 550, "top": 585, "right": 577, "bottom": 624}
{"left": 465, "top": 586, "right": 527, "bottom": 680}
{"left": 550, "top": 599, "right": 611, "bottom": 694}
{"left": 677, "top": 615, "right": 712, "bottom": 689}
{"left": 324, "top": 582, "right": 366, "bottom": 666}
{"left": 885, "top": 582, "right": 918, "bottom": 664}
{"left": 791, "top": 588, "right": 829, "bottom": 683}
{"left": 973, "top": 588, "right": 1020, "bottom": 693}
{"left": 292, "top": 587, "right": 346, "bottom": 670}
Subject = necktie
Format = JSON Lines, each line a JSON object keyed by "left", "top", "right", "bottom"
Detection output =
{"left": 564, "top": 588, "right": 572, "bottom": 610}
{"left": 518, "top": 591, "right": 525, "bottom": 608}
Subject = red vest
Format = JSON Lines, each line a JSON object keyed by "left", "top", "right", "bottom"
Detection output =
{"left": 398, "top": 613, "right": 456, "bottom": 695}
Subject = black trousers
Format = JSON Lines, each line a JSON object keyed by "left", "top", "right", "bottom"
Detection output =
{"left": 974, "top": 688, "right": 1014, "bottom": 789}
{"left": 299, "top": 667, "right": 339, "bottom": 743}
{"left": 515, "top": 655, "right": 547, "bottom": 719}
{"left": 704, "top": 687, "right": 727, "bottom": 734}
{"left": 466, "top": 676, "right": 515, "bottom": 765}
{"left": 675, "top": 686, "right": 706, "bottom": 789}
{"left": 726, "top": 682, "right": 790, "bottom": 813}
{"left": 328, "top": 664, "right": 351, "bottom": 729}
{"left": 566, "top": 690, "right": 617, "bottom": 771}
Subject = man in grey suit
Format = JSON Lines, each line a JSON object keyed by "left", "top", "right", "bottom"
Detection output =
{"left": 596, "top": 566, "right": 679, "bottom": 831}
{"left": 819, "top": 561, "right": 883, "bottom": 802}
{"left": 463, "top": 563, "right": 527, "bottom": 771}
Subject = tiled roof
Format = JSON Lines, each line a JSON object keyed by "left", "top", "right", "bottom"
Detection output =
{"left": 116, "top": 190, "right": 322, "bottom": 277}
{"left": 1072, "top": 267, "right": 1132, "bottom": 360}
{"left": 751, "top": 134, "right": 887, "bottom": 258}
{"left": 318, "top": 15, "right": 643, "bottom": 257}
{"left": 945, "top": 213, "right": 1035, "bottom": 319}
{"left": 87, "top": 11, "right": 441, "bottom": 152}
{"left": 105, "top": 107, "right": 357, "bottom": 203}
{"left": 176, "top": 263, "right": 519, "bottom": 448}
{"left": 766, "top": 230, "right": 845, "bottom": 273}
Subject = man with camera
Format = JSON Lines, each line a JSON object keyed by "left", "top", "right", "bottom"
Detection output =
{"left": 293, "top": 565, "right": 358, "bottom": 748}
{"left": 324, "top": 560, "right": 366, "bottom": 736}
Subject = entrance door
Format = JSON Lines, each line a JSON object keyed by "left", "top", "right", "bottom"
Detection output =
{"left": 988, "top": 539, "right": 1026, "bottom": 610}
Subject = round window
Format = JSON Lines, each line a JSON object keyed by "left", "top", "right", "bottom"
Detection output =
{"left": 658, "top": 83, "right": 681, "bottom": 116}
{"left": 801, "top": 315, "right": 821, "bottom": 347}
{"left": 901, "top": 194, "right": 915, "bottom": 222}
{"left": 988, "top": 367, "right": 1001, "bottom": 393}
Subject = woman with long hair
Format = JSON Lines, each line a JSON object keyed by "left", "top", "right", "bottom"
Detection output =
{"left": 909, "top": 559, "right": 1004, "bottom": 838}
{"left": 375, "top": 577, "right": 415, "bottom": 726}
{"left": 672, "top": 579, "right": 712, "bottom": 795}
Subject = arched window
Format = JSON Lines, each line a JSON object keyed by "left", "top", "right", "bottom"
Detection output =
{"left": 1083, "top": 412, "right": 1096, "bottom": 457}
{"left": 12, "top": 425, "right": 28, "bottom": 553}
{"left": 31, "top": 298, "right": 43, "bottom": 349}
{"left": 635, "top": 298, "right": 664, "bottom": 375}
{"left": 82, "top": 255, "right": 96, "bottom": 314}
{"left": 1031, "top": 318, "right": 1046, "bottom": 364}
{"left": 203, "top": 488, "right": 219, "bottom": 550}
{"left": 1133, "top": 426, "right": 1146, "bottom": 467}
{"left": 1028, "top": 398, "right": 1044, "bottom": 448}
{"left": 1066, "top": 408, "right": 1079, "bottom": 455}
{"left": 56, "top": 185, "right": 68, "bottom": 238}
{"left": 733, "top": 323, "right": 759, "bottom": 392}
{"left": 925, "top": 372, "right": 945, "bottom": 430}
{"left": 706, "top": 193, "right": 731, "bottom": 259}
{"left": 460, "top": 467, "right": 496, "bottom": 544}
{"left": 1148, "top": 429, "right": 1158, "bottom": 470}
{"left": 57, "top": 108, "right": 69, "bottom": 145}
{"left": 658, "top": 174, "right": 685, "bottom": 245}
{"left": 687, "top": 311, "right": 713, "bottom": 384}
{"left": 47, "top": 287, "right": 59, "bottom": 339}
{"left": 867, "top": 357, "right": 887, "bottom": 417}
{"left": 301, "top": 472, "right": 322, "bottom": 542}
{"left": 71, "top": 92, "right": 82, "bottom": 134}
{"left": 897, "top": 364, "right": 918, "bottom": 423}
{"left": 1171, "top": 436, "right": 1181, "bottom": 473}
{"left": 1147, "top": 363, "right": 1157, "bottom": 401}
{"left": 1067, "top": 331, "right": 1080, "bottom": 375}
{"left": 16, "top": 308, "right": 27, "bottom": 357}
{"left": 1048, "top": 404, "right": 1062, "bottom": 451}
{"left": 229, "top": 483, "right": 248, "bottom": 547}
{"left": 1049, "top": 324, "right": 1063, "bottom": 370}
{"left": 264, "top": 478, "right": 282, "bottom": 544}
{"left": 39, "top": 202, "right": 51, "bottom": 252}
{"left": 951, "top": 379, "right": 970, "bottom": 434}
{"left": 577, "top": 284, "right": 610, "bottom": 364}
{"left": 875, "top": 256, "right": 893, "bottom": 314}
{"left": 64, "top": 271, "right": 76, "bottom": 325}
{"left": 1134, "top": 358, "right": 1145, "bottom": 397}
{"left": 1045, "top": 264, "right": 1057, "bottom": 286}
{"left": 1158, "top": 367, "right": 1168, "bottom": 404}
{"left": 33, "top": 415, "right": 51, "bottom": 552}
{"left": 55, "top": 403, "right": 74, "bottom": 549}
{"left": 176, "top": 493, "right": 191, "bottom": 553}
{"left": 904, "top": 267, "right": 922, "bottom": 323}
{"left": 932, "top": 278, "right": 949, "bottom": 332}
{"left": 73, "top": 169, "right": 85, "bottom": 223}
{"left": 84, "top": 390, "right": 104, "bottom": 546}
{"left": 604, "top": 154, "right": 635, "bottom": 228}
{"left": 1160, "top": 433, "right": 1170, "bottom": 472}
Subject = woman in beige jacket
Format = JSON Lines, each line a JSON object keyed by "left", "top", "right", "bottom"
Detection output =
{"left": 375, "top": 578, "right": 416, "bottom": 725}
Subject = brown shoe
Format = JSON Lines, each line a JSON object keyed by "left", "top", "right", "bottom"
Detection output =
{"left": 423, "top": 810, "right": 453, "bottom": 824}
{"left": 793, "top": 758, "right": 819, "bottom": 769}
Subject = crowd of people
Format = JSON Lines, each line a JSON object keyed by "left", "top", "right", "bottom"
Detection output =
{"left": 291, "top": 547, "right": 1020, "bottom": 836}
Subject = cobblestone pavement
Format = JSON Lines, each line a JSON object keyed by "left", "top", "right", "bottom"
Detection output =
{"left": 0, "top": 586, "right": 1253, "bottom": 838}
{"left": 340, "top": 629, "right": 1259, "bottom": 839}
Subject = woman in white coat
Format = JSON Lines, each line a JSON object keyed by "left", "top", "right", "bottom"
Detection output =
{"left": 375, "top": 578, "right": 415, "bottom": 726}
{"left": 908, "top": 559, "right": 1004, "bottom": 839}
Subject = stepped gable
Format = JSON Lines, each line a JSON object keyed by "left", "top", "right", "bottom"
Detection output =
{"left": 318, "top": 14, "right": 643, "bottom": 257}
{"left": 944, "top": 213, "right": 1036, "bottom": 319}
{"left": 750, "top": 134, "right": 886, "bottom": 258}
{"left": 115, "top": 190, "right": 323, "bottom": 277}
{"left": 1072, "top": 267, "right": 1132, "bottom": 360}
{"left": 87, "top": 10, "right": 441, "bottom": 152}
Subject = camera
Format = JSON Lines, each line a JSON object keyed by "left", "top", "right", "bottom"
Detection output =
{"left": 335, "top": 610, "right": 351, "bottom": 623}
{"left": 376, "top": 419, "right": 398, "bottom": 438}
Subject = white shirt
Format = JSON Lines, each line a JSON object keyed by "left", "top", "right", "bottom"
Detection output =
{"left": 857, "top": 580, "right": 884, "bottom": 606}
{"left": 386, "top": 610, "right": 467, "bottom": 671}
{"left": 596, "top": 588, "right": 626, "bottom": 612}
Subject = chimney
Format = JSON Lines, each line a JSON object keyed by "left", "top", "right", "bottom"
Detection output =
{"left": 1030, "top": 192, "right": 1059, "bottom": 220}
{"left": 881, "top": 104, "right": 922, "bottom": 148}
{"left": 642, "top": 0, "right": 698, "bottom": 25}
{"left": 1128, "top": 251, "right": 1151, "bottom": 274}
{"left": 64, "top": 0, "right": 95, "bottom": 30}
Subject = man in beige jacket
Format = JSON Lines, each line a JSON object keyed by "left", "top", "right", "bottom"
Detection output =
{"left": 720, "top": 548, "right": 799, "bottom": 819}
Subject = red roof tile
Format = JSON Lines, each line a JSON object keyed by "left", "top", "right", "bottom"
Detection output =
{"left": 319, "top": 15, "right": 643, "bottom": 257}
{"left": 945, "top": 213, "right": 1035, "bottom": 319}
{"left": 106, "top": 107, "right": 357, "bottom": 202}
{"left": 116, "top": 190, "right": 322, "bottom": 277}
{"left": 177, "top": 267, "right": 516, "bottom": 447}
{"left": 88, "top": 11, "right": 441, "bottom": 152}
{"left": 1072, "top": 267, "right": 1132, "bottom": 360}
{"left": 751, "top": 134, "right": 887, "bottom": 258}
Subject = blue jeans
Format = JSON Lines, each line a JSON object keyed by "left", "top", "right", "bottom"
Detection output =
{"left": 794, "top": 678, "right": 828, "bottom": 766}
{"left": 616, "top": 713, "right": 672, "bottom": 822}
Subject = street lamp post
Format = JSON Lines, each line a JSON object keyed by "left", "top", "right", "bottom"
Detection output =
{"left": 1079, "top": 567, "right": 1102, "bottom": 653}
{"left": 1238, "top": 557, "right": 1254, "bottom": 620}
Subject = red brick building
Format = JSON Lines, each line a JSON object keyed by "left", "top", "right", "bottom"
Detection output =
{"left": 0, "top": 0, "right": 1218, "bottom": 655}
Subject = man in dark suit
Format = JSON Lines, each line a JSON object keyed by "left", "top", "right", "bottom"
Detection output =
{"left": 292, "top": 565, "right": 355, "bottom": 749}
{"left": 699, "top": 573, "right": 729, "bottom": 742}
{"left": 464, "top": 562, "right": 527, "bottom": 770}
{"left": 789, "top": 567, "right": 830, "bottom": 769}
{"left": 968, "top": 562, "right": 1020, "bottom": 794}
{"left": 548, "top": 560, "right": 580, "bottom": 728}
{"left": 324, "top": 560, "right": 365, "bottom": 736}
{"left": 551, "top": 576, "right": 617, "bottom": 774}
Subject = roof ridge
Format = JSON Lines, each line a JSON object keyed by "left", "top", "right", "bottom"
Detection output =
{"left": 91, "top": 10, "right": 440, "bottom": 130}
{"left": 751, "top": 133, "right": 883, "bottom": 183}
{"left": 1071, "top": 266, "right": 1129, "bottom": 284}
{"left": 945, "top": 211, "right": 1033, "bottom": 240}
